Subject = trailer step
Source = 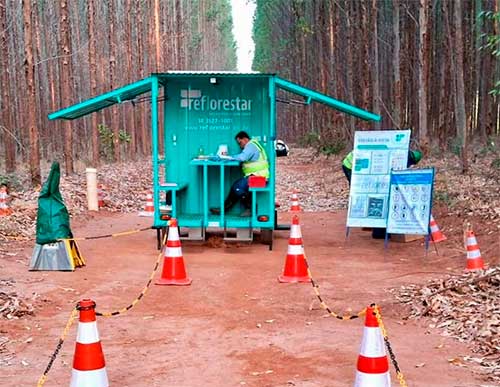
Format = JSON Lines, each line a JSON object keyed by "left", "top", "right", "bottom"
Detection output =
{"left": 223, "top": 228, "right": 253, "bottom": 242}
{"left": 179, "top": 227, "right": 204, "bottom": 241}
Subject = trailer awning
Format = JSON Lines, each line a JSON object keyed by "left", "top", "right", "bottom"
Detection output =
{"left": 274, "top": 77, "right": 380, "bottom": 122}
{"left": 48, "top": 73, "right": 380, "bottom": 122}
{"left": 48, "top": 77, "right": 153, "bottom": 120}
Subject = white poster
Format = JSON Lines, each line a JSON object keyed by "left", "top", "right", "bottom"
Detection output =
{"left": 346, "top": 130, "right": 411, "bottom": 228}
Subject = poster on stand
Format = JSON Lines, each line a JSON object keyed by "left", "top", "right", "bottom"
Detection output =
{"left": 386, "top": 168, "right": 434, "bottom": 235}
{"left": 346, "top": 130, "right": 411, "bottom": 228}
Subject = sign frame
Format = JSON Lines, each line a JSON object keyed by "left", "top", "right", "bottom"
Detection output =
{"left": 386, "top": 168, "right": 435, "bottom": 235}
{"left": 346, "top": 129, "right": 411, "bottom": 228}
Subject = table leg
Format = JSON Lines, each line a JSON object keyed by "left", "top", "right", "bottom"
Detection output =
{"left": 172, "top": 190, "right": 177, "bottom": 219}
{"left": 203, "top": 164, "right": 208, "bottom": 227}
{"left": 220, "top": 165, "right": 225, "bottom": 223}
{"left": 252, "top": 190, "right": 257, "bottom": 226}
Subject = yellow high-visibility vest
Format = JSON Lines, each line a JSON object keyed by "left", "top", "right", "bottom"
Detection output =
{"left": 242, "top": 139, "right": 269, "bottom": 178}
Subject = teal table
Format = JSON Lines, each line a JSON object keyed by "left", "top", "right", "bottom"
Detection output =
{"left": 190, "top": 158, "right": 240, "bottom": 226}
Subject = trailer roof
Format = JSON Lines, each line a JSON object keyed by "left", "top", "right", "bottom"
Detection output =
{"left": 159, "top": 71, "right": 270, "bottom": 76}
{"left": 48, "top": 73, "right": 380, "bottom": 122}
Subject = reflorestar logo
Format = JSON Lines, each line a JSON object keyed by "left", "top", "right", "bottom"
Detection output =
{"left": 180, "top": 89, "right": 253, "bottom": 111}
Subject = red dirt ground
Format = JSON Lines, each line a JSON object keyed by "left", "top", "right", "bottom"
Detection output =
{"left": 0, "top": 210, "right": 495, "bottom": 387}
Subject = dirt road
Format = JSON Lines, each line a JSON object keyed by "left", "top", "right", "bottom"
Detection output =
{"left": 0, "top": 210, "right": 490, "bottom": 386}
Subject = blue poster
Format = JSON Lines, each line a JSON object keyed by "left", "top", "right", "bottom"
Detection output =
{"left": 386, "top": 168, "right": 434, "bottom": 235}
{"left": 347, "top": 130, "right": 411, "bottom": 228}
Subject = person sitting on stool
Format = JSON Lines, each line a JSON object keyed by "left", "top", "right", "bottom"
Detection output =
{"left": 210, "top": 131, "right": 269, "bottom": 217}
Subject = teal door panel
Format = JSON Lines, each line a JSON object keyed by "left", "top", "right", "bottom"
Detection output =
{"left": 162, "top": 75, "right": 273, "bottom": 223}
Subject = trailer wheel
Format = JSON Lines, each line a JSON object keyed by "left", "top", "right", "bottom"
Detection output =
{"left": 261, "top": 229, "right": 273, "bottom": 250}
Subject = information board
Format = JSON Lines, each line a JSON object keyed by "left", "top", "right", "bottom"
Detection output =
{"left": 386, "top": 168, "right": 434, "bottom": 235}
{"left": 346, "top": 130, "right": 411, "bottom": 228}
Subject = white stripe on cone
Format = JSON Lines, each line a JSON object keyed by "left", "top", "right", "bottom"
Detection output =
{"left": 165, "top": 247, "right": 183, "bottom": 257}
{"left": 168, "top": 227, "right": 180, "bottom": 241}
{"left": 70, "top": 368, "right": 109, "bottom": 387}
{"left": 139, "top": 192, "right": 154, "bottom": 217}
{"left": 287, "top": 244, "right": 304, "bottom": 255}
{"left": 76, "top": 321, "right": 100, "bottom": 344}
{"left": 354, "top": 371, "right": 391, "bottom": 387}
{"left": 145, "top": 193, "right": 154, "bottom": 210}
{"left": 290, "top": 224, "right": 302, "bottom": 238}
{"left": 430, "top": 224, "right": 439, "bottom": 232}
{"left": 467, "top": 236, "right": 477, "bottom": 245}
{"left": 359, "top": 327, "right": 386, "bottom": 358}
{"left": 467, "top": 249, "right": 481, "bottom": 259}
{"left": 0, "top": 191, "right": 8, "bottom": 211}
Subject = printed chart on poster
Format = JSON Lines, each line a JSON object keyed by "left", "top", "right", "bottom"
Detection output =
{"left": 346, "top": 130, "right": 411, "bottom": 228}
{"left": 387, "top": 168, "right": 434, "bottom": 235}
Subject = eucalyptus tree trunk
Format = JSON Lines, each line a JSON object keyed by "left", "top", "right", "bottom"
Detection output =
{"left": 393, "top": 0, "right": 401, "bottom": 129}
{"left": 418, "top": 0, "right": 429, "bottom": 147}
{"left": 1, "top": 0, "right": 16, "bottom": 172}
{"left": 23, "top": 0, "right": 41, "bottom": 185}
{"left": 87, "top": 0, "right": 100, "bottom": 166}
{"left": 59, "top": 0, "right": 74, "bottom": 174}
{"left": 454, "top": 0, "right": 468, "bottom": 172}
{"left": 372, "top": 0, "right": 381, "bottom": 129}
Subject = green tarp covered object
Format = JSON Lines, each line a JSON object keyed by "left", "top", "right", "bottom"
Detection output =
{"left": 36, "top": 162, "right": 73, "bottom": 245}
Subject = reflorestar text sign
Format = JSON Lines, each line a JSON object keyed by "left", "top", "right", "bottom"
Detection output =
{"left": 180, "top": 89, "right": 253, "bottom": 111}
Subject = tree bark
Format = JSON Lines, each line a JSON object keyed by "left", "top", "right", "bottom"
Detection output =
{"left": 454, "top": 1, "right": 468, "bottom": 172}
{"left": 108, "top": 0, "right": 120, "bottom": 162}
{"left": 23, "top": 0, "right": 41, "bottom": 185}
{"left": 372, "top": 0, "right": 381, "bottom": 129}
{"left": 124, "top": 0, "right": 136, "bottom": 159}
{"left": 361, "top": 2, "right": 371, "bottom": 129}
{"left": 87, "top": 0, "right": 100, "bottom": 166}
{"left": 175, "top": 0, "right": 183, "bottom": 70}
{"left": 59, "top": 0, "right": 74, "bottom": 175}
{"left": 155, "top": 0, "right": 160, "bottom": 71}
{"left": 137, "top": 1, "right": 147, "bottom": 155}
{"left": 393, "top": 0, "right": 401, "bottom": 129}
{"left": 344, "top": 0, "right": 355, "bottom": 142}
{"left": 1, "top": 0, "right": 16, "bottom": 172}
{"left": 418, "top": 0, "right": 429, "bottom": 147}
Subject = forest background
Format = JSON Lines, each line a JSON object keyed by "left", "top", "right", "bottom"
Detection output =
{"left": 0, "top": 0, "right": 499, "bottom": 186}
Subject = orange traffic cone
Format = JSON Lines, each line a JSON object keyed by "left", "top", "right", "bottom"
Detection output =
{"left": 156, "top": 218, "right": 192, "bottom": 285}
{"left": 0, "top": 185, "right": 13, "bottom": 216}
{"left": 429, "top": 215, "right": 446, "bottom": 242}
{"left": 139, "top": 191, "right": 154, "bottom": 217}
{"left": 70, "top": 299, "right": 108, "bottom": 387}
{"left": 354, "top": 306, "right": 391, "bottom": 387}
{"left": 465, "top": 229, "right": 485, "bottom": 270}
{"left": 278, "top": 215, "right": 310, "bottom": 283}
{"left": 97, "top": 184, "right": 105, "bottom": 208}
{"left": 290, "top": 190, "right": 301, "bottom": 212}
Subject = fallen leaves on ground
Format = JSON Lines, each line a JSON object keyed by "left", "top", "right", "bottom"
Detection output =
{"left": 1, "top": 147, "right": 499, "bottom": 241}
{"left": 0, "top": 279, "right": 34, "bottom": 320}
{"left": 393, "top": 266, "right": 500, "bottom": 382}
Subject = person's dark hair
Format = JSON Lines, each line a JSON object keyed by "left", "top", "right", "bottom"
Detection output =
{"left": 235, "top": 131, "right": 250, "bottom": 140}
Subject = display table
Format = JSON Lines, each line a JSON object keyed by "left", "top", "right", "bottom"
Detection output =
{"left": 189, "top": 158, "right": 240, "bottom": 226}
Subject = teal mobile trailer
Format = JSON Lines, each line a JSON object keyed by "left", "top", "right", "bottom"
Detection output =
{"left": 49, "top": 71, "right": 380, "bottom": 249}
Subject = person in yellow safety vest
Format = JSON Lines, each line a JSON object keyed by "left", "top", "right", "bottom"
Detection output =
{"left": 342, "top": 151, "right": 354, "bottom": 185}
{"left": 342, "top": 149, "right": 422, "bottom": 185}
{"left": 210, "top": 131, "right": 269, "bottom": 217}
